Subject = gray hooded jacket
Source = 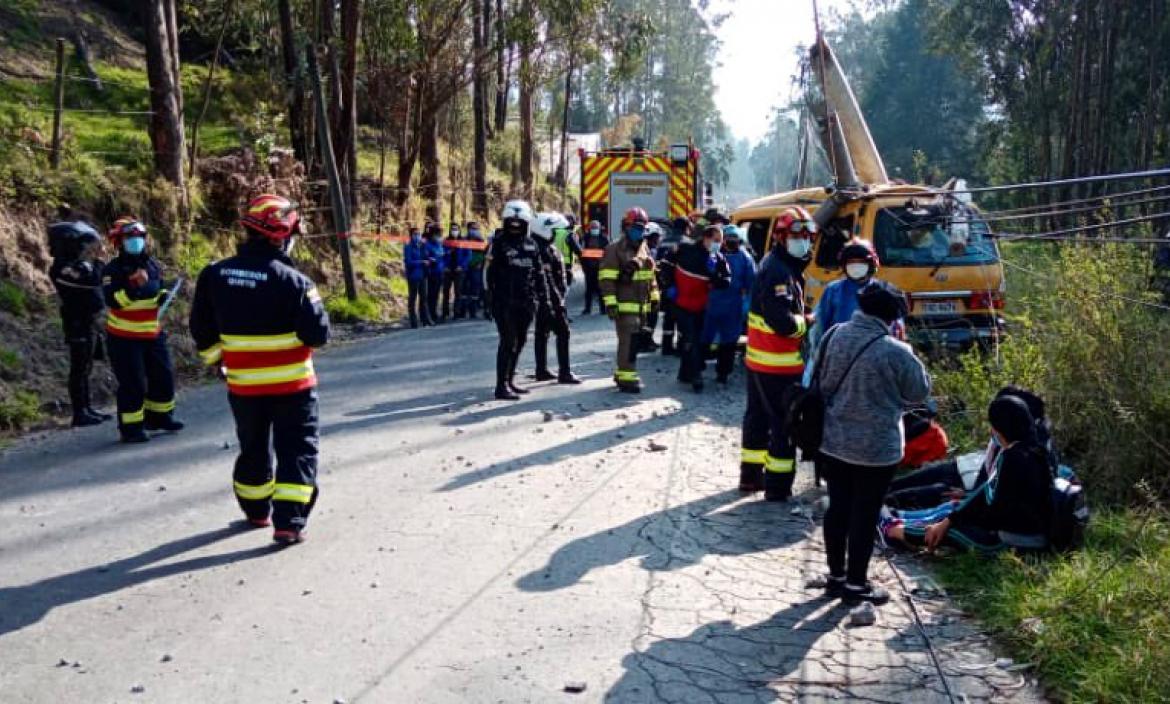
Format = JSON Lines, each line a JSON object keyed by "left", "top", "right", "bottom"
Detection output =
{"left": 817, "top": 311, "right": 931, "bottom": 467}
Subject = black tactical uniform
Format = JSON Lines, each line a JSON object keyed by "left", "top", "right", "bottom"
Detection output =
{"left": 532, "top": 236, "right": 580, "bottom": 384}
{"left": 48, "top": 222, "right": 108, "bottom": 426}
{"left": 486, "top": 217, "right": 547, "bottom": 400}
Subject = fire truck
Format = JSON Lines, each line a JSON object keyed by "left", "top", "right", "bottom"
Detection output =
{"left": 578, "top": 141, "right": 704, "bottom": 237}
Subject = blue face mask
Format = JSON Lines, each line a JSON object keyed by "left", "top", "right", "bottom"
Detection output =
{"left": 410, "top": 234, "right": 421, "bottom": 244}
{"left": 627, "top": 226, "right": 645, "bottom": 242}
{"left": 123, "top": 236, "right": 146, "bottom": 255}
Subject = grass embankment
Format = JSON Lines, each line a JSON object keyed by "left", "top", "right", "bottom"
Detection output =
{"left": 926, "top": 240, "right": 1170, "bottom": 702}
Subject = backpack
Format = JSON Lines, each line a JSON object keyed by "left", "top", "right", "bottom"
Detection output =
{"left": 1049, "top": 466, "right": 1089, "bottom": 552}
{"left": 783, "top": 325, "right": 885, "bottom": 455}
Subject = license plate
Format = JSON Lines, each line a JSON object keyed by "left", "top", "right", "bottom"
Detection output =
{"left": 921, "top": 300, "right": 958, "bottom": 315}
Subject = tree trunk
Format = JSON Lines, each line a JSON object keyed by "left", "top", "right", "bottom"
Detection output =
{"left": 395, "top": 80, "right": 421, "bottom": 208}
{"left": 493, "top": 0, "right": 507, "bottom": 132}
{"left": 482, "top": 0, "right": 494, "bottom": 140}
{"left": 278, "top": 0, "right": 309, "bottom": 164}
{"left": 472, "top": 0, "right": 489, "bottom": 216}
{"left": 519, "top": 44, "right": 534, "bottom": 199}
{"left": 336, "top": 0, "right": 362, "bottom": 214}
{"left": 164, "top": 0, "right": 181, "bottom": 116}
{"left": 556, "top": 50, "right": 574, "bottom": 188}
{"left": 187, "top": 0, "right": 232, "bottom": 181}
{"left": 419, "top": 100, "right": 441, "bottom": 221}
{"left": 143, "top": 0, "right": 185, "bottom": 190}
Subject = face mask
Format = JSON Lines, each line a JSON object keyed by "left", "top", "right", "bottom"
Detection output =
{"left": 846, "top": 263, "right": 870, "bottom": 280}
{"left": 590, "top": 227, "right": 600, "bottom": 236}
{"left": 707, "top": 240, "right": 720, "bottom": 253}
{"left": 786, "top": 238, "right": 811, "bottom": 258}
{"left": 627, "top": 226, "right": 645, "bottom": 242}
{"left": 123, "top": 236, "right": 146, "bottom": 255}
{"left": 468, "top": 229, "right": 479, "bottom": 238}
{"left": 410, "top": 234, "right": 421, "bottom": 243}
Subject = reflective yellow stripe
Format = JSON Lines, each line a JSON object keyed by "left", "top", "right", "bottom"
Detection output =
{"left": 615, "top": 369, "right": 640, "bottom": 382}
{"left": 765, "top": 455, "right": 795, "bottom": 474}
{"left": 120, "top": 406, "right": 145, "bottom": 424}
{"left": 617, "top": 302, "right": 642, "bottom": 314}
{"left": 221, "top": 332, "right": 303, "bottom": 351}
{"left": 114, "top": 289, "right": 132, "bottom": 308}
{"left": 599, "top": 269, "right": 619, "bottom": 281}
{"left": 106, "top": 316, "right": 160, "bottom": 335}
{"left": 234, "top": 479, "right": 275, "bottom": 501}
{"left": 792, "top": 315, "right": 807, "bottom": 338}
{"left": 144, "top": 398, "right": 175, "bottom": 413}
{"left": 650, "top": 290, "right": 661, "bottom": 302}
{"left": 633, "top": 270, "right": 654, "bottom": 281}
{"left": 741, "top": 448, "right": 767, "bottom": 465}
{"left": 747, "top": 312, "right": 773, "bottom": 334}
{"left": 199, "top": 343, "right": 223, "bottom": 365}
{"left": 272, "top": 482, "right": 314, "bottom": 504}
{"left": 226, "top": 360, "right": 315, "bottom": 386}
{"left": 602, "top": 295, "right": 618, "bottom": 306}
{"left": 744, "top": 348, "right": 803, "bottom": 368}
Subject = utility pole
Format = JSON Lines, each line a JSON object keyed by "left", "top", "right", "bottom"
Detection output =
{"left": 50, "top": 38, "right": 66, "bottom": 170}
{"left": 307, "top": 42, "right": 357, "bottom": 300}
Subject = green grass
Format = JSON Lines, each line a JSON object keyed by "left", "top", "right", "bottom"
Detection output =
{"left": 324, "top": 292, "right": 382, "bottom": 322}
{"left": 936, "top": 510, "right": 1170, "bottom": 702}
{"left": 0, "top": 345, "right": 21, "bottom": 377}
{"left": 0, "top": 388, "right": 42, "bottom": 430}
{"left": 0, "top": 280, "right": 27, "bottom": 315}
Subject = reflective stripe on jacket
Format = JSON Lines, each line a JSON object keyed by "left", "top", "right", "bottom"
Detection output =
{"left": 744, "top": 250, "right": 807, "bottom": 375}
{"left": 599, "top": 239, "right": 659, "bottom": 315}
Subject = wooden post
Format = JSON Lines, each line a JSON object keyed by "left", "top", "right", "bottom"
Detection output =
{"left": 50, "top": 38, "right": 66, "bottom": 169}
{"left": 307, "top": 42, "right": 358, "bottom": 301}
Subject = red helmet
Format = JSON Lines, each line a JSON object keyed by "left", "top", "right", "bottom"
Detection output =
{"left": 622, "top": 207, "right": 649, "bottom": 228}
{"left": 839, "top": 237, "right": 879, "bottom": 267}
{"left": 772, "top": 206, "right": 817, "bottom": 241}
{"left": 240, "top": 194, "right": 300, "bottom": 239}
{"left": 107, "top": 216, "right": 146, "bottom": 245}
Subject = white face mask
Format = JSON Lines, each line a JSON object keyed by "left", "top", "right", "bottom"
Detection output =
{"left": 845, "top": 263, "right": 870, "bottom": 280}
{"left": 786, "top": 238, "right": 811, "bottom": 258}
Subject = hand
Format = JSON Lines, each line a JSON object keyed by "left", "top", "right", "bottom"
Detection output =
{"left": 804, "top": 312, "right": 816, "bottom": 326}
{"left": 923, "top": 518, "right": 951, "bottom": 551}
{"left": 128, "top": 269, "right": 148, "bottom": 287}
{"left": 942, "top": 488, "right": 966, "bottom": 502}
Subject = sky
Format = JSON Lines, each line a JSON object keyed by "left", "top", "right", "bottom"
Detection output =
{"left": 711, "top": 0, "right": 857, "bottom": 145}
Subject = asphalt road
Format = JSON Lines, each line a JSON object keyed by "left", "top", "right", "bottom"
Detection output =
{"left": 0, "top": 287, "right": 1044, "bottom": 703}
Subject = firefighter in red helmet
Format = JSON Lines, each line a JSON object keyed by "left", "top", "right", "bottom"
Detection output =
{"left": 189, "top": 194, "right": 330, "bottom": 545}
{"left": 599, "top": 207, "right": 659, "bottom": 392}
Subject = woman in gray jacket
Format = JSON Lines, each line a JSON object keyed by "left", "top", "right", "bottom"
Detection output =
{"left": 815, "top": 280, "right": 931, "bottom": 605}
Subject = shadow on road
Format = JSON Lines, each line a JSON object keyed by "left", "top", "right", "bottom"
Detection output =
{"left": 516, "top": 489, "right": 814, "bottom": 592}
{"left": 0, "top": 524, "right": 276, "bottom": 639}
{"left": 605, "top": 598, "right": 849, "bottom": 701}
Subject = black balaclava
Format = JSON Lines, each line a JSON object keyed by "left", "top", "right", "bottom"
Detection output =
{"left": 988, "top": 395, "right": 1036, "bottom": 445}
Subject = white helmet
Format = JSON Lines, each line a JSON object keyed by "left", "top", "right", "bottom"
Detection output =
{"left": 530, "top": 212, "right": 570, "bottom": 242}
{"left": 645, "top": 222, "right": 663, "bottom": 237}
{"left": 501, "top": 200, "right": 534, "bottom": 224}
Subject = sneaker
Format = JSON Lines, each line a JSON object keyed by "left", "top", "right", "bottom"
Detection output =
{"left": 806, "top": 574, "right": 847, "bottom": 598}
{"left": 272, "top": 529, "right": 306, "bottom": 546}
{"left": 842, "top": 582, "right": 890, "bottom": 606}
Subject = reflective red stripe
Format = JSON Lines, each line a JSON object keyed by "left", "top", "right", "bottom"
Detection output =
{"left": 222, "top": 346, "right": 313, "bottom": 369}
{"left": 111, "top": 307, "right": 159, "bottom": 322}
{"left": 746, "top": 327, "right": 801, "bottom": 355}
{"left": 228, "top": 376, "right": 317, "bottom": 397}
{"left": 106, "top": 327, "right": 160, "bottom": 340}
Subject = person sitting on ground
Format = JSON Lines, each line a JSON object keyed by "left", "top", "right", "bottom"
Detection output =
{"left": 882, "top": 394, "right": 1054, "bottom": 554}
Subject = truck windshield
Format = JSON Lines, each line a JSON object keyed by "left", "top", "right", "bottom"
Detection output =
{"left": 872, "top": 205, "right": 998, "bottom": 266}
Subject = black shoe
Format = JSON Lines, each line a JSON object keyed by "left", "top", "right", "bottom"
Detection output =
{"left": 86, "top": 408, "right": 113, "bottom": 421}
{"left": 410, "top": 320, "right": 419, "bottom": 329}
{"left": 120, "top": 429, "right": 150, "bottom": 443}
{"left": 581, "top": 308, "right": 591, "bottom": 316}
{"left": 617, "top": 381, "right": 643, "bottom": 394}
{"left": 71, "top": 413, "right": 103, "bottom": 428}
{"left": 145, "top": 416, "right": 185, "bottom": 432}
{"left": 692, "top": 380, "right": 704, "bottom": 393}
{"left": 842, "top": 583, "right": 890, "bottom": 606}
{"left": 508, "top": 382, "right": 530, "bottom": 395}
{"left": 272, "top": 529, "right": 307, "bottom": 546}
{"left": 807, "top": 575, "right": 847, "bottom": 599}
{"left": 557, "top": 372, "right": 582, "bottom": 384}
{"left": 532, "top": 370, "right": 557, "bottom": 382}
{"left": 495, "top": 387, "right": 520, "bottom": 401}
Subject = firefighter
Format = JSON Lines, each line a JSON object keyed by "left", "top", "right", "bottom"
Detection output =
{"left": 442, "top": 222, "right": 470, "bottom": 320}
{"left": 102, "top": 217, "right": 183, "bottom": 443}
{"left": 702, "top": 224, "right": 756, "bottom": 384}
{"left": 670, "top": 224, "right": 731, "bottom": 392}
{"left": 189, "top": 194, "right": 330, "bottom": 545}
{"left": 487, "top": 201, "right": 546, "bottom": 400}
{"left": 600, "top": 207, "right": 660, "bottom": 393}
{"left": 49, "top": 219, "right": 110, "bottom": 427}
{"left": 740, "top": 207, "right": 816, "bottom": 500}
{"left": 403, "top": 226, "right": 429, "bottom": 328}
{"left": 531, "top": 213, "right": 581, "bottom": 384}
{"left": 423, "top": 223, "right": 445, "bottom": 324}
{"left": 580, "top": 220, "right": 609, "bottom": 314}
{"left": 462, "top": 220, "right": 487, "bottom": 318}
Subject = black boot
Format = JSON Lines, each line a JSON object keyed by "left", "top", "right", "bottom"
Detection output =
{"left": 738, "top": 464, "right": 764, "bottom": 492}
{"left": 716, "top": 343, "right": 737, "bottom": 383}
{"left": 72, "top": 412, "right": 103, "bottom": 428}
{"left": 661, "top": 337, "right": 677, "bottom": 356}
{"left": 533, "top": 333, "right": 555, "bottom": 380}
{"left": 145, "top": 414, "right": 185, "bottom": 432}
{"left": 764, "top": 469, "right": 793, "bottom": 502}
{"left": 557, "top": 371, "right": 582, "bottom": 384}
{"left": 120, "top": 425, "right": 150, "bottom": 443}
{"left": 495, "top": 385, "right": 520, "bottom": 400}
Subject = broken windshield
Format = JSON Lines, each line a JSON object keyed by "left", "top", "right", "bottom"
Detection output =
{"left": 872, "top": 204, "right": 998, "bottom": 267}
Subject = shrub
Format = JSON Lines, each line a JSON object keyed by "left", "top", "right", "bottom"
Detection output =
{"left": 0, "top": 389, "right": 42, "bottom": 430}
{"left": 0, "top": 281, "right": 27, "bottom": 316}
{"left": 0, "top": 346, "right": 22, "bottom": 378}
{"left": 324, "top": 292, "right": 382, "bottom": 322}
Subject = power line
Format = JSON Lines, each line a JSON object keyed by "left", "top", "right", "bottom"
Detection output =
{"left": 999, "top": 256, "right": 1170, "bottom": 312}
{"left": 914, "top": 167, "right": 1170, "bottom": 197}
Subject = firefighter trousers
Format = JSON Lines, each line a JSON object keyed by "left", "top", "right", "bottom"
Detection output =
{"left": 229, "top": 389, "right": 320, "bottom": 531}
{"left": 613, "top": 314, "right": 642, "bottom": 387}
{"left": 494, "top": 305, "right": 533, "bottom": 390}
{"left": 107, "top": 333, "right": 176, "bottom": 434}
{"left": 534, "top": 306, "right": 571, "bottom": 376}
{"left": 741, "top": 369, "right": 801, "bottom": 500}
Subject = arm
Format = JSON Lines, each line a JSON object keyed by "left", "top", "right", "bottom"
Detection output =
{"left": 295, "top": 279, "right": 331, "bottom": 348}
{"left": 757, "top": 265, "right": 806, "bottom": 339}
{"left": 895, "top": 347, "right": 932, "bottom": 406}
{"left": 188, "top": 267, "right": 222, "bottom": 366}
{"left": 710, "top": 254, "right": 731, "bottom": 290}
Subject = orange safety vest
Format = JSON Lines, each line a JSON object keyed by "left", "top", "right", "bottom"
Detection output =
{"left": 744, "top": 312, "right": 806, "bottom": 375}
{"left": 106, "top": 290, "right": 162, "bottom": 340}
{"left": 214, "top": 332, "right": 317, "bottom": 397}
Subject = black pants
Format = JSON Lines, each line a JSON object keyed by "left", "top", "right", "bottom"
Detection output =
{"left": 107, "top": 333, "right": 176, "bottom": 434}
{"left": 407, "top": 279, "right": 429, "bottom": 326}
{"left": 425, "top": 273, "right": 442, "bottom": 322}
{"left": 822, "top": 455, "right": 895, "bottom": 585}
{"left": 741, "top": 370, "right": 800, "bottom": 499}
{"left": 534, "top": 305, "right": 571, "bottom": 376}
{"left": 885, "top": 460, "right": 962, "bottom": 510}
{"left": 442, "top": 270, "right": 465, "bottom": 318}
{"left": 675, "top": 308, "right": 706, "bottom": 382}
{"left": 582, "top": 265, "right": 602, "bottom": 312}
{"left": 463, "top": 266, "right": 483, "bottom": 317}
{"left": 661, "top": 304, "right": 678, "bottom": 347}
{"left": 494, "top": 305, "right": 533, "bottom": 390}
{"left": 65, "top": 328, "right": 96, "bottom": 418}
{"left": 229, "top": 389, "right": 320, "bottom": 531}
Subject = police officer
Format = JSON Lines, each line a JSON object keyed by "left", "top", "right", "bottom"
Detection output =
{"left": 600, "top": 208, "right": 660, "bottom": 393}
{"left": 579, "top": 220, "right": 609, "bottom": 315}
{"left": 531, "top": 212, "right": 581, "bottom": 384}
{"left": 190, "top": 194, "right": 330, "bottom": 545}
{"left": 740, "top": 207, "right": 816, "bottom": 500}
{"left": 49, "top": 219, "right": 110, "bottom": 427}
{"left": 487, "top": 201, "right": 547, "bottom": 400}
{"left": 103, "top": 217, "right": 183, "bottom": 443}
